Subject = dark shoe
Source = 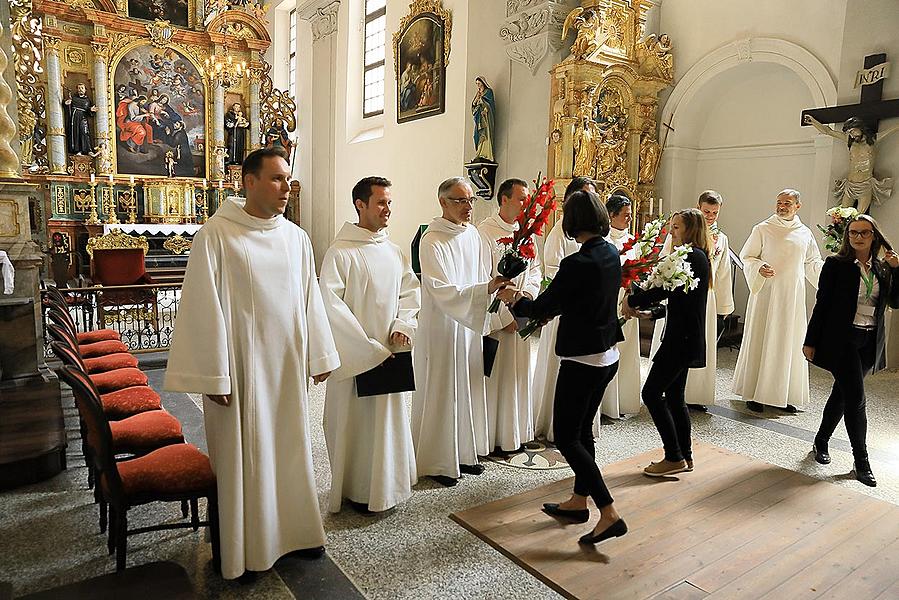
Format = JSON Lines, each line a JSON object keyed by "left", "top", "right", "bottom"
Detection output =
{"left": 459, "top": 463, "right": 485, "bottom": 475}
{"left": 429, "top": 474, "right": 459, "bottom": 487}
{"left": 813, "top": 443, "right": 831, "bottom": 465}
{"left": 287, "top": 546, "right": 325, "bottom": 560}
{"left": 347, "top": 500, "right": 375, "bottom": 515}
{"left": 579, "top": 519, "right": 628, "bottom": 545}
{"left": 542, "top": 503, "right": 589, "bottom": 523}
{"left": 782, "top": 404, "right": 800, "bottom": 414}
{"left": 855, "top": 460, "right": 877, "bottom": 487}
{"left": 687, "top": 404, "right": 708, "bottom": 412}
{"left": 237, "top": 571, "right": 259, "bottom": 584}
{"left": 746, "top": 401, "right": 764, "bottom": 413}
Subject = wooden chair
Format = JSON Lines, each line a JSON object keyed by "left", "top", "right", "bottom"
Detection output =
{"left": 56, "top": 365, "right": 220, "bottom": 573}
{"left": 86, "top": 231, "right": 158, "bottom": 329}
{"left": 46, "top": 325, "right": 148, "bottom": 392}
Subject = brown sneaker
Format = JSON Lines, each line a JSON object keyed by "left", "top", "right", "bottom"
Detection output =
{"left": 643, "top": 459, "right": 689, "bottom": 477}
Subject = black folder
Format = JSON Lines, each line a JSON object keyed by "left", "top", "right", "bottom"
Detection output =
{"left": 483, "top": 336, "right": 499, "bottom": 378}
{"left": 355, "top": 351, "right": 416, "bottom": 397}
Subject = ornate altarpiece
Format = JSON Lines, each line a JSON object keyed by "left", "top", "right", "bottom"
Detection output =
{"left": 547, "top": 0, "right": 673, "bottom": 232}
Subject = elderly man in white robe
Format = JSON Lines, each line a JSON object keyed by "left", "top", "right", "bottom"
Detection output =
{"left": 412, "top": 177, "right": 509, "bottom": 486}
{"left": 733, "top": 189, "right": 823, "bottom": 413}
{"left": 165, "top": 147, "right": 340, "bottom": 581}
{"left": 601, "top": 194, "right": 642, "bottom": 419}
{"left": 478, "top": 178, "right": 543, "bottom": 453}
{"left": 650, "top": 190, "right": 735, "bottom": 411}
{"left": 320, "top": 176, "right": 421, "bottom": 514}
{"left": 532, "top": 177, "right": 595, "bottom": 442}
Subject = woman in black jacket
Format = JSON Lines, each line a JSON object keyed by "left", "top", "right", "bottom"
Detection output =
{"left": 623, "top": 208, "right": 711, "bottom": 477}
{"left": 498, "top": 190, "right": 627, "bottom": 546}
{"left": 803, "top": 214, "right": 899, "bottom": 487}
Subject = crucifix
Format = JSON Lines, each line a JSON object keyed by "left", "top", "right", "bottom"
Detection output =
{"left": 801, "top": 53, "right": 899, "bottom": 213}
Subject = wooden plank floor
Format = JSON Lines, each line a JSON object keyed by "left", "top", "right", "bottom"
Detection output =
{"left": 450, "top": 442, "right": 899, "bottom": 600}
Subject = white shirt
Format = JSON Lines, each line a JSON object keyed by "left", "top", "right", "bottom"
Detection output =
{"left": 563, "top": 346, "right": 620, "bottom": 367}
{"left": 853, "top": 259, "right": 879, "bottom": 328}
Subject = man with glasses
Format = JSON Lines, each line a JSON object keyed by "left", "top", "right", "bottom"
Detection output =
{"left": 412, "top": 177, "right": 510, "bottom": 486}
{"left": 733, "top": 189, "right": 823, "bottom": 414}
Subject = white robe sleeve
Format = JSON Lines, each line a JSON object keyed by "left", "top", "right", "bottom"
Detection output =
{"left": 302, "top": 235, "right": 341, "bottom": 378}
{"left": 739, "top": 225, "right": 767, "bottom": 295}
{"left": 319, "top": 248, "right": 391, "bottom": 381}
{"left": 523, "top": 253, "right": 543, "bottom": 299}
{"left": 390, "top": 251, "right": 421, "bottom": 342}
{"left": 421, "top": 239, "right": 490, "bottom": 334}
{"left": 803, "top": 234, "right": 824, "bottom": 290}
{"left": 543, "top": 227, "right": 565, "bottom": 279}
{"left": 164, "top": 229, "right": 232, "bottom": 395}
{"left": 0, "top": 250, "right": 14, "bottom": 294}
{"left": 714, "top": 233, "right": 735, "bottom": 315}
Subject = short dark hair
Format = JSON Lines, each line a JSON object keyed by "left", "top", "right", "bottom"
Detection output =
{"left": 698, "top": 190, "right": 723, "bottom": 206}
{"left": 352, "top": 176, "right": 392, "bottom": 213}
{"left": 496, "top": 178, "right": 528, "bottom": 208}
{"left": 242, "top": 147, "right": 289, "bottom": 183}
{"left": 562, "top": 190, "right": 609, "bottom": 239}
{"left": 606, "top": 193, "right": 631, "bottom": 217}
{"left": 564, "top": 176, "right": 596, "bottom": 201}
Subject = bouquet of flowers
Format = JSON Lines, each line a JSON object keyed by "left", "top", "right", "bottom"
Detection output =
{"left": 619, "top": 215, "right": 668, "bottom": 289}
{"left": 817, "top": 206, "right": 858, "bottom": 253}
{"left": 489, "top": 175, "right": 556, "bottom": 313}
{"left": 709, "top": 222, "right": 723, "bottom": 259}
{"left": 641, "top": 244, "right": 700, "bottom": 293}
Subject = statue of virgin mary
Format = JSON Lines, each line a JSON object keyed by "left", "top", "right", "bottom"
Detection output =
{"left": 471, "top": 76, "right": 497, "bottom": 163}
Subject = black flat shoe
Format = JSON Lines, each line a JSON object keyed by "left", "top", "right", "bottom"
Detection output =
{"left": 542, "top": 503, "right": 589, "bottom": 523}
{"left": 348, "top": 500, "right": 375, "bottom": 515}
{"left": 782, "top": 404, "right": 800, "bottom": 414}
{"left": 578, "top": 519, "right": 628, "bottom": 545}
{"left": 459, "top": 463, "right": 485, "bottom": 475}
{"left": 855, "top": 461, "right": 877, "bottom": 487}
{"left": 746, "top": 401, "right": 764, "bottom": 413}
{"left": 813, "top": 444, "right": 831, "bottom": 465}
{"left": 429, "top": 474, "right": 459, "bottom": 487}
{"left": 687, "top": 404, "right": 708, "bottom": 412}
{"left": 287, "top": 546, "right": 326, "bottom": 560}
{"left": 237, "top": 571, "right": 259, "bottom": 584}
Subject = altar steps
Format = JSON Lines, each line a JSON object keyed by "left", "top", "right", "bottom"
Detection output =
{"left": 146, "top": 266, "right": 186, "bottom": 285}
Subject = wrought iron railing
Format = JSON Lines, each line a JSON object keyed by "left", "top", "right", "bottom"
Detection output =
{"left": 42, "top": 284, "right": 182, "bottom": 355}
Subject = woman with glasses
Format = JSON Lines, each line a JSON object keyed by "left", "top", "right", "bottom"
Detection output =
{"left": 803, "top": 215, "right": 899, "bottom": 487}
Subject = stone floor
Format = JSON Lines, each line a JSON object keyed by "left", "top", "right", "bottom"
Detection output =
{"left": 1, "top": 347, "right": 897, "bottom": 599}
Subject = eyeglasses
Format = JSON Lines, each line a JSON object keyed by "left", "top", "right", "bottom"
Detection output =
{"left": 848, "top": 230, "right": 874, "bottom": 239}
{"left": 446, "top": 196, "right": 476, "bottom": 205}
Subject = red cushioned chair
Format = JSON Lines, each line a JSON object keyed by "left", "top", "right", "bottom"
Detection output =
{"left": 57, "top": 365, "right": 220, "bottom": 573}
{"left": 44, "top": 286, "right": 121, "bottom": 342}
{"left": 44, "top": 315, "right": 138, "bottom": 373}
{"left": 86, "top": 232, "right": 158, "bottom": 330}
{"left": 46, "top": 309, "right": 130, "bottom": 357}
{"left": 47, "top": 326, "right": 148, "bottom": 392}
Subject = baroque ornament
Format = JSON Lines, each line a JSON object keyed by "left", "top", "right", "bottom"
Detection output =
{"left": 163, "top": 234, "right": 192, "bottom": 254}
{"left": 299, "top": 0, "right": 340, "bottom": 42}
{"left": 86, "top": 229, "right": 149, "bottom": 257}
{"left": 501, "top": 0, "right": 566, "bottom": 73}
{"left": 394, "top": 0, "right": 452, "bottom": 66}
{"left": 146, "top": 20, "right": 176, "bottom": 48}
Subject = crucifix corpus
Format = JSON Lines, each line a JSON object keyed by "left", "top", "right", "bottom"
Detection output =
{"left": 801, "top": 53, "right": 899, "bottom": 214}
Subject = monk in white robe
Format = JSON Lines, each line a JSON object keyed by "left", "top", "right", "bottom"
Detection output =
{"left": 601, "top": 195, "right": 642, "bottom": 418}
{"left": 650, "top": 191, "right": 735, "bottom": 408}
{"left": 478, "top": 178, "right": 542, "bottom": 452}
{"left": 165, "top": 148, "right": 339, "bottom": 580}
{"left": 733, "top": 189, "right": 823, "bottom": 411}
{"left": 320, "top": 178, "right": 420, "bottom": 513}
{"left": 412, "top": 177, "right": 508, "bottom": 484}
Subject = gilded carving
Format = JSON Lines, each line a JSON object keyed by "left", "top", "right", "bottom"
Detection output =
{"left": 90, "top": 41, "right": 110, "bottom": 62}
{"left": 86, "top": 229, "right": 149, "bottom": 257}
{"left": 220, "top": 22, "right": 256, "bottom": 40}
{"left": 163, "top": 234, "right": 192, "bottom": 254}
{"left": 64, "top": 46, "right": 87, "bottom": 67}
{"left": 562, "top": 7, "right": 603, "bottom": 61}
{"left": 257, "top": 58, "right": 297, "bottom": 142}
{"left": 146, "top": 20, "right": 176, "bottom": 48}
{"left": 635, "top": 33, "right": 673, "bottom": 80}
{"left": 394, "top": 0, "right": 453, "bottom": 67}
{"left": 73, "top": 189, "right": 92, "bottom": 212}
{"left": 638, "top": 128, "right": 660, "bottom": 184}
{"left": 43, "top": 36, "right": 61, "bottom": 53}
{"left": 12, "top": 6, "right": 45, "bottom": 170}
{"left": 48, "top": 127, "right": 66, "bottom": 136}
{"left": 55, "top": 186, "right": 68, "bottom": 214}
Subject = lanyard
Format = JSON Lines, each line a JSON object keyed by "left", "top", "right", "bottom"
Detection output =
{"left": 859, "top": 267, "right": 875, "bottom": 300}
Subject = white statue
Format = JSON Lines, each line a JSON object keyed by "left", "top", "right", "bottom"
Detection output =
{"left": 0, "top": 250, "right": 14, "bottom": 294}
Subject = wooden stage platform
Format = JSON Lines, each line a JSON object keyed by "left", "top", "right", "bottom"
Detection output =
{"left": 451, "top": 442, "right": 899, "bottom": 600}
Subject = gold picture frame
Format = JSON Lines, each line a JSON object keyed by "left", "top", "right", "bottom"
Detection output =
{"left": 393, "top": 0, "right": 452, "bottom": 124}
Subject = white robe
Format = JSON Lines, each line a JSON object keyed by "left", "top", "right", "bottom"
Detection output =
{"left": 650, "top": 228, "right": 735, "bottom": 405}
{"left": 164, "top": 198, "right": 340, "bottom": 580}
{"left": 478, "top": 214, "right": 542, "bottom": 451}
{"left": 531, "top": 220, "right": 580, "bottom": 442}
{"left": 319, "top": 222, "right": 421, "bottom": 513}
{"left": 732, "top": 214, "right": 823, "bottom": 408}
{"left": 601, "top": 226, "right": 642, "bottom": 418}
{"left": 412, "top": 217, "right": 492, "bottom": 478}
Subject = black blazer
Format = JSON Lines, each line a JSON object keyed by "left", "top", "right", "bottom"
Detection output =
{"left": 628, "top": 246, "right": 711, "bottom": 368}
{"left": 512, "top": 236, "right": 623, "bottom": 357}
{"left": 804, "top": 255, "right": 899, "bottom": 373}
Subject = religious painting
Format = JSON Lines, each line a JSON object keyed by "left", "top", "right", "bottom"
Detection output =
{"left": 112, "top": 44, "right": 206, "bottom": 178}
{"left": 128, "top": 0, "right": 189, "bottom": 28}
{"left": 394, "top": 1, "right": 452, "bottom": 124}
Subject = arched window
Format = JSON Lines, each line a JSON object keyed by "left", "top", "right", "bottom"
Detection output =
{"left": 363, "top": 0, "right": 386, "bottom": 117}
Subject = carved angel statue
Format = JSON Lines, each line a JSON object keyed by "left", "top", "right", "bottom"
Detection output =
{"left": 636, "top": 33, "right": 674, "bottom": 80}
{"left": 638, "top": 128, "right": 661, "bottom": 184}
{"left": 805, "top": 114, "right": 899, "bottom": 213}
{"left": 90, "top": 140, "right": 113, "bottom": 175}
{"left": 561, "top": 7, "right": 607, "bottom": 61}
{"left": 596, "top": 127, "right": 627, "bottom": 178}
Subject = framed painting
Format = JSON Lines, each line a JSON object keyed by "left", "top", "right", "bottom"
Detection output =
{"left": 112, "top": 44, "right": 206, "bottom": 178}
{"left": 128, "top": 0, "right": 190, "bottom": 28}
{"left": 394, "top": 0, "right": 452, "bottom": 124}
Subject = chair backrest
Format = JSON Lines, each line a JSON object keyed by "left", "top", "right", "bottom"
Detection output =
{"left": 45, "top": 286, "right": 68, "bottom": 308}
{"left": 87, "top": 230, "right": 148, "bottom": 286}
{"left": 55, "top": 365, "right": 125, "bottom": 500}
{"left": 46, "top": 308, "right": 79, "bottom": 342}
{"left": 48, "top": 337, "right": 87, "bottom": 371}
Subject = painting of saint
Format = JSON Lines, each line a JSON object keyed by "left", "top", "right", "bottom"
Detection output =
{"left": 128, "top": 0, "right": 189, "bottom": 28}
{"left": 395, "top": 14, "right": 446, "bottom": 123}
{"left": 113, "top": 45, "right": 205, "bottom": 178}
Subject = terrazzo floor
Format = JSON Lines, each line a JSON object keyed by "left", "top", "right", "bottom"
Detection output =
{"left": 2, "top": 346, "right": 898, "bottom": 599}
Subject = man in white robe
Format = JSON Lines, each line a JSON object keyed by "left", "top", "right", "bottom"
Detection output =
{"left": 532, "top": 177, "right": 596, "bottom": 442}
{"left": 320, "top": 177, "right": 421, "bottom": 513}
{"left": 733, "top": 189, "right": 823, "bottom": 412}
{"left": 478, "top": 178, "right": 543, "bottom": 452}
{"left": 650, "top": 191, "right": 735, "bottom": 410}
{"left": 412, "top": 177, "right": 508, "bottom": 485}
{"left": 601, "top": 194, "right": 642, "bottom": 419}
{"left": 165, "top": 148, "right": 340, "bottom": 580}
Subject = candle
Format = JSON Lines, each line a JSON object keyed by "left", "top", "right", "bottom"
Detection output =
{"left": 202, "top": 178, "right": 207, "bottom": 189}
{"left": 108, "top": 174, "right": 114, "bottom": 185}
{"left": 129, "top": 175, "right": 135, "bottom": 186}
{"left": 90, "top": 173, "right": 95, "bottom": 184}
{"left": 649, "top": 198, "right": 654, "bottom": 214}
{"left": 218, "top": 180, "right": 223, "bottom": 190}
{"left": 658, "top": 198, "right": 663, "bottom": 215}
{"left": 233, "top": 181, "right": 239, "bottom": 191}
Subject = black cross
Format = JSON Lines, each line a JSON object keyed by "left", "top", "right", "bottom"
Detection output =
{"left": 801, "top": 53, "right": 899, "bottom": 132}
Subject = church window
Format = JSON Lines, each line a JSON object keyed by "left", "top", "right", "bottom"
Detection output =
{"left": 363, "top": 0, "right": 386, "bottom": 117}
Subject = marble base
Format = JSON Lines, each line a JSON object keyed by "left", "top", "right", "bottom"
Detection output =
{"left": 0, "top": 298, "right": 39, "bottom": 379}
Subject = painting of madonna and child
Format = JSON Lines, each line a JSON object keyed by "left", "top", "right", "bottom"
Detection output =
{"left": 113, "top": 45, "right": 206, "bottom": 179}
{"left": 396, "top": 14, "right": 446, "bottom": 123}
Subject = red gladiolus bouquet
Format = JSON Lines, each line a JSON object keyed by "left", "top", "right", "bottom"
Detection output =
{"left": 617, "top": 215, "right": 668, "bottom": 326}
{"left": 489, "top": 175, "right": 557, "bottom": 314}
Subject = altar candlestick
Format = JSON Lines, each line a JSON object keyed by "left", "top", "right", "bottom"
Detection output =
{"left": 129, "top": 175, "right": 135, "bottom": 186}
{"left": 649, "top": 198, "right": 654, "bottom": 215}
{"left": 90, "top": 173, "right": 95, "bottom": 184}
{"left": 108, "top": 174, "right": 114, "bottom": 185}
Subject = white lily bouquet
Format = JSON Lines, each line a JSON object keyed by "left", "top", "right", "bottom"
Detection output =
{"left": 817, "top": 206, "right": 858, "bottom": 253}
{"left": 641, "top": 244, "right": 700, "bottom": 293}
